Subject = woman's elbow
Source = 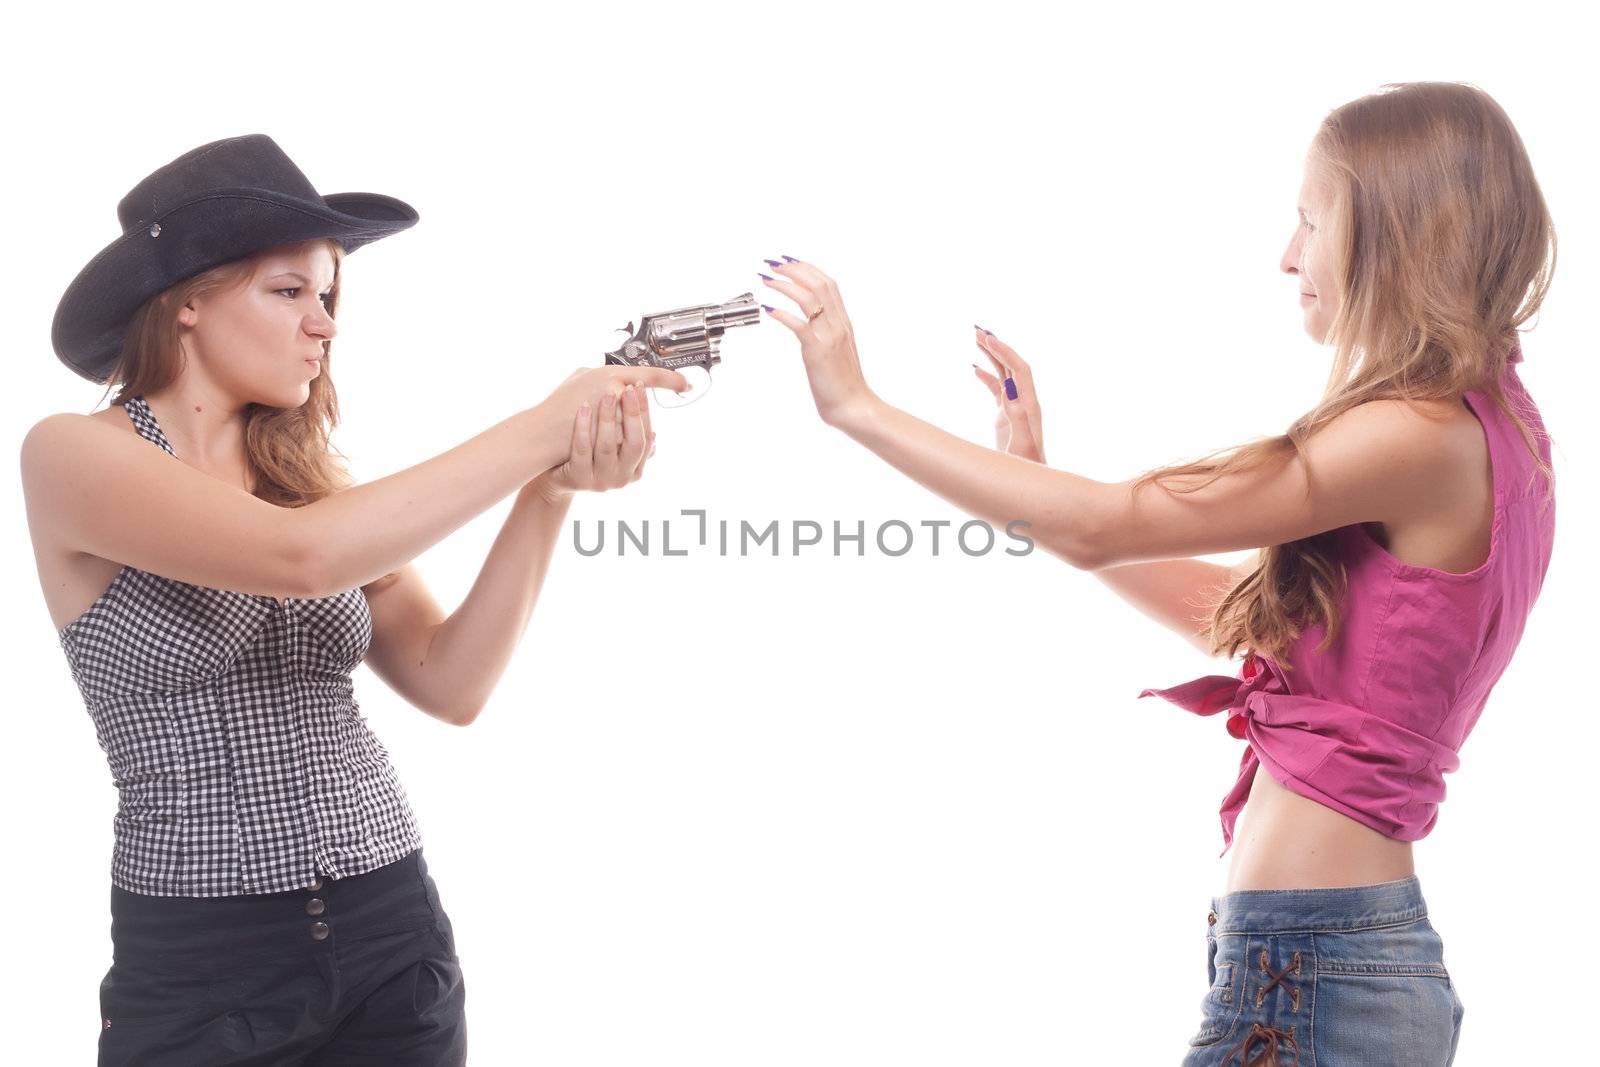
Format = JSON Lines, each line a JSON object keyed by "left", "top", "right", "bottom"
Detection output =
{"left": 448, "top": 702, "right": 485, "bottom": 727}
{"left": 1035, "top": 518, "right": 1107, "bottom": 571}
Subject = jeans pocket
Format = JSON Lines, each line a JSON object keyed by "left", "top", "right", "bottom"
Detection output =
{"left": 1314, "top": 920, "right": 1459, "bottom": 1064}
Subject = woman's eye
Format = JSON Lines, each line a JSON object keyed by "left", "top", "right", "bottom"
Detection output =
{"left": 277, "top": 287, "right": 333, "bottom": 307}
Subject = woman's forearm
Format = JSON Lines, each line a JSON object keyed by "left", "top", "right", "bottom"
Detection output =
{"left": 834, "top": 394, "right": 1109, "bottom": 569}
{"left": 306, "top": 405, "right": 567, "bottom": 597}
{"left": 1092, "top": 557, "right": 1237, "bottom": 656}
{"left": 421, "top": 477, "right": 574, "bottom": 723}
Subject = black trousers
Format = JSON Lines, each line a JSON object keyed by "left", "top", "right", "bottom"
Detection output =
{"left": 97, "top": 849, "right": 467, "bottom": 1066}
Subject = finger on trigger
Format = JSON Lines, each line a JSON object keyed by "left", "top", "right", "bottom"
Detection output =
{"left": 638, "top": 367, "right": 692, "bottom": 394}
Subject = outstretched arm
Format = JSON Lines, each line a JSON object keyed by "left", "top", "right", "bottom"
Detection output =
{"left": 972, "top": 315, "right": 1256, "bottom": 656}
{"left": 825, "top": 396, "right": 1109, "bottom": 568}
{"left": 761, "top": 258, "right": 1467, "bottom": 572}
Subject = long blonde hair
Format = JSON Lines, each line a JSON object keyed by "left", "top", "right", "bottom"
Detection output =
{"left": 95, "top": 237, "right": 355, "bottom": 509}
{"left": 1131, "top": 81, "right": 1557, "bottom": 670}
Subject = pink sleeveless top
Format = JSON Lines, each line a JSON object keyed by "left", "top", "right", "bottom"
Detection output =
{"left": 1138, "top": 343, "right": 1555, "bottom": 855}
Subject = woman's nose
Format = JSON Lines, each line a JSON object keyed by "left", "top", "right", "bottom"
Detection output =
{"left": 1279, "top": 235, "right": 1301, "bottom": 275}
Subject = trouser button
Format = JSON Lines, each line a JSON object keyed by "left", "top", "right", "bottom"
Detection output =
{"left": 308, "top": 876, "right": 324, "bottom": 891}
{"left": 1207, "top": 910, "right": 1218, "bottom": 926}
{"left": 310, "top": 921, "right": 330, "bottom": 941}
{"left": 306, "top": 897, "right": 326, "bottom": 916}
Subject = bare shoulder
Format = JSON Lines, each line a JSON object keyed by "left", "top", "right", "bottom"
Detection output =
{"left": 20, "top": 410, "right": 135, "bottom": 630}
{"left": 21, "top": 407, "right": 147, "bottom": 548}
{"left": 23, "top": 405, "right": 133, "bottom": 447}
{"left": 1332, "top": 392, "right": 1478, "bottom": 470}
{"left": 1330, "top": 394, "right": 1468, "bottom": 434}
{"left": 21, "top": 408, "right": 133, "bottom": 486}
{"left": 1361, "top": 395, "right": 1487, "bottom": 476}
{"left": 1339, "top": 395, "right": 1493, "bottom": 570}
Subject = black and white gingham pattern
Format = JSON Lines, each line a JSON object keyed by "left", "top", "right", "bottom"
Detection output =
{"left": 57, "top": 396, "right": 422, "bottom": 897}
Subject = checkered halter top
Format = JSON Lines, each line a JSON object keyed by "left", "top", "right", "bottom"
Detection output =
{"left": 56, "top": 396, "right": 423, "bottom": 897}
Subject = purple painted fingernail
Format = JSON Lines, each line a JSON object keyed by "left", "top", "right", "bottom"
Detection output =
{"left": 782, "top": 255, "right": 799, "bottom": 263}
{"left": 764, "top": 259, "right": 783, "bottom": 268}
{"left": 974, "top": 323, "right": 985, "bottom": 332}
{"left": 1004, "top": 377, "right": 1018, "bottom": 401}
{"left": 761, "top": 304, "right": 775, "bottom": 313}
{"left": 758, "top": 273, "right": 775, "bottom": 281}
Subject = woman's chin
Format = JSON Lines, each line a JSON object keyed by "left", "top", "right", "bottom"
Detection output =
{"left": 1300, "top": 312, "right": 1329, "bottom": 344}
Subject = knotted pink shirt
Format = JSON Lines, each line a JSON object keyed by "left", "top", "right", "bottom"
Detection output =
{"left": 1138, "top": 344, "right": 1555, "bottom": 855}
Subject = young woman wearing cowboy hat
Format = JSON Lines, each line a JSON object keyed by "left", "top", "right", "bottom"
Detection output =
{"left": 23, "top": 132, "right": 688, "bottom": 1066}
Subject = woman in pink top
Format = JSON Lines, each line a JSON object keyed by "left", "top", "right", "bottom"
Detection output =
{"left": 764, "top": 81, "right": 1556, "bottom": 1065}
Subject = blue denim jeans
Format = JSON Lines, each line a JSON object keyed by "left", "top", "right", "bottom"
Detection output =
{"left": 1181, "top": 877, "right": 1464, "bottom": 1066}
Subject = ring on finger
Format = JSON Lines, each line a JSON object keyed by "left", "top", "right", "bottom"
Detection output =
{"left": 807, "top": 306, "right": 825, "bottom": 321}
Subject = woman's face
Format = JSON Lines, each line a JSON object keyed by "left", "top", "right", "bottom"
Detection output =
{"left": 173, "top": 242, "right": 338, "bottom": 407}
{"left": 1280, "top": 166, "right": 1338, "bottom": 344}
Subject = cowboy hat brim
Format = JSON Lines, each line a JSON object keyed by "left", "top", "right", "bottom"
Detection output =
{"left": 52, "top": 187, "right": 418, "bottom": 384}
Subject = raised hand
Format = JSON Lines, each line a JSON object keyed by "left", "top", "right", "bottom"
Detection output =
{"left": 970, "top": 327, "right": 1045, "bottom": 464}
{"left": 758, "top": 257, "right": 877, "bottom": 428}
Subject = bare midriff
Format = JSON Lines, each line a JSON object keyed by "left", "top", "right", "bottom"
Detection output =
{"left": 1223, "top": 761, "right": 1416, "bottom": 893}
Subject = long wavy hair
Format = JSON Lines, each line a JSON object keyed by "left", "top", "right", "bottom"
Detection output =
{"left": 1130, "top": 81, "right": 1557, "bottom": 671}
{"left": 93, "top": 237, "right": 354, "bottom": 509}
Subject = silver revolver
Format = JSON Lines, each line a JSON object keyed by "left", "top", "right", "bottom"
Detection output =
{"left": 604, "top": 292, "right": 760, "bottom": 372}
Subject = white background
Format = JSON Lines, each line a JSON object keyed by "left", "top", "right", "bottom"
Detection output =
{"left": 4, "top": 1, "right": 1594, "bottom": 1063}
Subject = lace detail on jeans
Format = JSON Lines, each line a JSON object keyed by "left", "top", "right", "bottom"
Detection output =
{"left": 1220, "top": 948, "right": 1303, "bottom": 1065}
{"left": 1222, "top": 1022, "right": 1300, "bottom": 1066}
{"left": 1254, "top": 948, "right": 1302, "bottom": 1011}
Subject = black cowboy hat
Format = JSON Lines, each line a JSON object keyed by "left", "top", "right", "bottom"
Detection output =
{"left": 51, "top": 133, "right": 419, "bottom": 384}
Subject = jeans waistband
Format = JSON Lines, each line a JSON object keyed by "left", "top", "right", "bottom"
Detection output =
{"left": 1209, "top": 876, "right": 1429, "bottom": 935}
